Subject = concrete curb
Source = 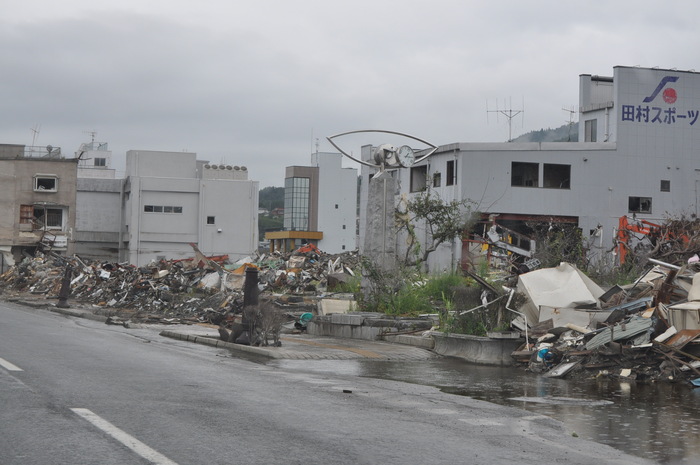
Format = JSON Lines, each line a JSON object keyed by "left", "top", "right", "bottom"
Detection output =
{"left": 159, "top": 330, "right": 285, "bottom": 359}
{"left": 8, "top": 298, "right": 109, "bottom": 324}
{"left": 50, "top": 306, "right": 109, "bottom": 323}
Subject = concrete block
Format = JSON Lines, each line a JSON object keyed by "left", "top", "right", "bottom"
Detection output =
{"left": 429, "top": 331, "right": 523, "bottom": 366}
{"left": 330, "top": 313, "right": 365, "bottom": 326}
{"left": 319, "top": 298, "right": 357, "bottom": 315}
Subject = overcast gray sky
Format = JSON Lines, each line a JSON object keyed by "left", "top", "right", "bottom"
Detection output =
{"left": 2, "top": 1, "right": 698, "bottom": 187}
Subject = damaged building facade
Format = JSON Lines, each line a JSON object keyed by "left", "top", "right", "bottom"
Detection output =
{"left": 0, "top": 144, "right": 77, "bottom": 270}
{"left": 266, "top": 152, "right": 358, "bottom": 254}
{"left": 75, "top": 140, "right": 121, "bottom": 259}
{"left": 360, "top": 66, "right": 700, "bottom": 271}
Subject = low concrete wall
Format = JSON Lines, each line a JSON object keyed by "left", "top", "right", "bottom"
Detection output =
{"left": 382, "top": 333, "right": 435, "bottom": 350}
{"left": 308, "top": 313, "right": 433, "bottom": 341}
{"left": 428, "top": 331, "right": 523, "bottom": 366}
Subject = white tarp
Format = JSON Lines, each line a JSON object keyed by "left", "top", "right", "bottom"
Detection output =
{"left": 516, "top": 262, "right": 604, "bottom": 325}
{"left": 538, "top": 305, "right": 597, "bottom": 328}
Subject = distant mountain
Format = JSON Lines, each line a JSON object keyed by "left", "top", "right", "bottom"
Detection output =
{"left": 511, "top": 122, "right": 579, "bottom": 142}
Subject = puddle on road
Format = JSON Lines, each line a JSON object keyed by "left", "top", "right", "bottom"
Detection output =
{"left": 270, "top": 357, "right": 700, "bottom": 464}
{"left": 508, "top": 396, "right": 614, "bottom": 406}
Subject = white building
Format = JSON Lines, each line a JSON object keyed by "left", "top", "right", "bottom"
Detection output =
{"left": 359, "top": 66, "right": 700, "bottom": 272}
{"left": 266, "top": 152, "right": 358, "bottom": 254}
{"left": 75, "top": 147, "right": 258, "bottom": 265}
{"left": 122, "top": 150, "right": 258, "bottom": 266}
{"left": 76, "top": 139, "right": 116, "bottom": 179}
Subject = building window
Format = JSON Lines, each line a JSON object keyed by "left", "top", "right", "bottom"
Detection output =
{"left": 207, "top": 216, "right": 216, "bottom": 225}
{"left": 433, "top": 172, "right": 442, "bottom": 187}
{"left": 410, "top": 165, "right": 428, "bottom": 192}
{"left": 94, "top": 158, "right": 106, "bottom": 167}
{"left": 32, "top": 207, "right": 64, "bottom": 229}
{"left": 543, "top": 164, "right": 571, "bottom": 189}
{"left": 629, "top": 196, "right": 652, "bottom": 214}
{"left": 335, "top": 204, "right": 338, "bottom": 209}
{"left": 585, "top": 119, "right": 597, "bottom": 142}
{"left": 511, "top": 162, "right": 539, "bottom": 187}
{"left": 342, "top": 225, "right": 346, "bottom": 229}
{"left": 144, "top": 205, "right": 183, "bottom": 213}
{"left": 34, "top": 175, "right": 58, "bottom": 192}
{"left": 660, "top": 180, "right": 671, "bottom": 192}
{"left": 446, "top": 160, "right": 455, "bottom": 186}
{"left": 284, "top": 177, "right": 310, "bottom": 231}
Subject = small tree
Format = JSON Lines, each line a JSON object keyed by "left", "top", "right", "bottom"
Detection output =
{"left": 396, "top": 188, "right": 473, "bottom": 268}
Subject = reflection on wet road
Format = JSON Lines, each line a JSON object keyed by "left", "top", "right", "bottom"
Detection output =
{"left": 271, "top": 357, "right": 700, "bottom": 464}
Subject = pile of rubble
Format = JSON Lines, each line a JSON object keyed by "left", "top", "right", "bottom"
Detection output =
{"left": 510, "top": 260, "right": 700, "bottom": 385}
{"left": 0, "top": 245, "right": 360, "bottom": 325}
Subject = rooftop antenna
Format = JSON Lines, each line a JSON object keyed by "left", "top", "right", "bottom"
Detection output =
{"left": 487, "top": 98, "right": 524, "bottom": 142}
{"left": 563, "top": 106, "right": 577, "bottom": 141}
{"left": 83, "top": 130, "right": 97, "bottom": 143}
{"left": 315, "top": 138, "right": 320, "bottom": 154}
{"left": 30, "top": 124, "right": 41, "bottom": 146}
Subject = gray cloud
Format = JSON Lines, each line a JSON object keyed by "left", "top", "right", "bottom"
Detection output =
{"left": 2, "top": 1, "right": 700, "bottom": 187}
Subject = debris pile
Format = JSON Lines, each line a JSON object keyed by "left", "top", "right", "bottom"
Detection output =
{"left": 510, "top": 261, "right": 700, "bottom": 386}
{"left": 0, "top": 245, "right": 360, "bottom": 326}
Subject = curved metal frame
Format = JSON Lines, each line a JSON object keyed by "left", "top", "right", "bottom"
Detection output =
{"left": 326, "top": 129, "right": 438, "bottom": 169}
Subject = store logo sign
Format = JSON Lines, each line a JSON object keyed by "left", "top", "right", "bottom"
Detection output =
{"left": 643, "top": 76, "right": 679, "bottom": 104}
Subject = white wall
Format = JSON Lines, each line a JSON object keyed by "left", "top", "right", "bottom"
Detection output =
{"left": 312, "top": 152, "right": 358, "bottom": 253}
{"left": 123, "top": 151, "right": 259, "bottom": 266}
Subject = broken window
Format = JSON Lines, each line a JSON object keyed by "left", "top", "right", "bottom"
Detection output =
{"left": 410, "top": 165, "right": 428, "bottom": 192}
{"left": 33, "top": 207, "right": 64, "bottom": 229}
{"left": 433, "top": 172, "right": 442, "bottom": 187}
{"left": 629, "top": 196, "right": 652, "bottom": 214}
{"left": 585, "top": 119, "right": 597, "bottom": 142}
{"left": 660, "top": 180, "right": 671, "bottom": 192}
{"left": 34, "top": 175, "right": 57, "bottom": 192}
{"left": 511, "top": 162, "right": 539, "bottom": 187}
{"left": 446, "top": 160, "right": 455, "bottom": 186}
{"left": 543, "top": 164, "right": 571, "bottom": 189}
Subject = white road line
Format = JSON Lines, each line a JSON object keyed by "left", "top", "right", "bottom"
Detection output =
{"left": 0, "top": 357, "right": 23, "bottom": 371}
{"left": 71, "top": 408, "right": 179, "bottom": 465}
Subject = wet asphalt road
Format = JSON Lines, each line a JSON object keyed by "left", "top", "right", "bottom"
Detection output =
{"left": 0, "top": 301, "right": 652, "bottom": 465}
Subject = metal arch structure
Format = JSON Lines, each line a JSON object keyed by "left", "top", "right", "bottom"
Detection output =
{"left": 326, "top": 129, "right": 438, "bottom": 169}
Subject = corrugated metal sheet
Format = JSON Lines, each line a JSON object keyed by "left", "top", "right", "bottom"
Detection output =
{"left": 585, "top": 317, "right": 653, "bottom": 350}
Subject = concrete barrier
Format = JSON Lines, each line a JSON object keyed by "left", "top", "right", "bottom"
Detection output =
{"left": 382, "top": 333, "right": 435, "bottom": 350}
{"left": 428, "top": 331, "right": 523, "bottom": 366}
{"left": 308, "top": 313, "right": 433, "bottom": 341}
